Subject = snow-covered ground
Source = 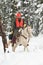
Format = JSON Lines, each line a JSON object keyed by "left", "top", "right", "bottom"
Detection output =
{"left": 0, "top": 34, "right": 43, "bottom": 65}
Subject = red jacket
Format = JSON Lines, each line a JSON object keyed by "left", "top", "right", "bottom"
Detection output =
{"left": 16, "top": 18, "right": 24, "bottom": 28}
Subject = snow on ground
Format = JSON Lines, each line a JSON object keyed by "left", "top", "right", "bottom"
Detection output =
{"left": 0, "top": 34, "right": 43, "bottom": 65}
{"left": 29, "top": 34, "right": 43, "bottom": 52}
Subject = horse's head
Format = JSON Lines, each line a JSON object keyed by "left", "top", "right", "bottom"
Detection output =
{"left": 27, "top": 26, "right": 32, "bottom": 37}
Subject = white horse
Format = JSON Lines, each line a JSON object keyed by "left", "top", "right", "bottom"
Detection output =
{"left": 12, "top": 26, "right": 32, "bottom": 52}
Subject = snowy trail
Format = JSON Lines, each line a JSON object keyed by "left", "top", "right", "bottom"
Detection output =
{"left": 0, "top": 35, "right": 43, "bottom": 65}
{"left": 0, "top": 51, "right": 43, "bottom": 65}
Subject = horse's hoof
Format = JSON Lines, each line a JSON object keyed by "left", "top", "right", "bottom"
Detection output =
{"left": 19, "top": 44, "right": 22, "bottom": 46}
{"left": 4, "top": 49, "right": 6, "bottom": 53}
{"left": 7, "top": 51, "right": 9, "bottom": 53}
{"left": 27, "top": 44, "right": 29, "bottom": 46}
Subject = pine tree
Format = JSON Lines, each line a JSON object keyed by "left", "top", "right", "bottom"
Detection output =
{"left": 0, "top": 0, "right": 43, "bottom": 36}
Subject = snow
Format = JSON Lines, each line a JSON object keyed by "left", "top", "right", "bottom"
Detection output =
{"left": 35, "top": 4, "right": 43, "bottom": 13}
{"left": 0, "top": 34, "right": 43, "bottom": 65}
{"left": 24, "top": 1, "right": 29, "bottom": 4}
{"left": 17, "top": 1, "right": 22, "bottom": 7}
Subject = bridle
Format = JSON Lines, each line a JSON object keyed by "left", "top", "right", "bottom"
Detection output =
{"left": 20, "top": 27, "right": 29, "bottom": 40}
{"left": 21, "top": 35, "right": 27, "bottom": 39}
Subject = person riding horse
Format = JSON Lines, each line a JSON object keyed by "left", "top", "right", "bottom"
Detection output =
{"left": 0, "top": 15, "right": 8, "bottom": 53}
{"left": 11, "top": 12, "right": 24, "bottom": 46}
{"left": 12, "top": 23, "right": 32, "bottom": 52}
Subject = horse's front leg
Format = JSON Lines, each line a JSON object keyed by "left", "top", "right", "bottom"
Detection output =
{"left": 23, "top": 41, "right": 29, "bottom": 52}
{"left": 2, "top": 38, "right": 8, "bottom": 53}
{"left": 12, "top": 43, "right": 17, "bottom": 52}
{"left": 3, "top": 43, "right": 6, "bottom": 53}
{"left": 3, "top": 43, "right": 8, "bottom": 53}
{"left": 24, "top": 46, "right": 29, "bottom": 52}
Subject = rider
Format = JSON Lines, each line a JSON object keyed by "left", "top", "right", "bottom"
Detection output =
{"left": 13, "top": 12, "right": 24, "bottom": 36}
{"left": 11, "top": 12, "right": 24, "bottom": 46}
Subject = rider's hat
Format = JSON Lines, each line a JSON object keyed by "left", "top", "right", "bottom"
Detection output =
{"left": 16, "top": 12, "right": 21, "bottom": 18}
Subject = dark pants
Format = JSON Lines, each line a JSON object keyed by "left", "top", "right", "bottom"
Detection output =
{"left": 12, "top": 36, "right": 16, "bottom": 46}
